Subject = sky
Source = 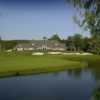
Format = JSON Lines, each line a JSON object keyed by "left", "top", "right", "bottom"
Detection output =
{"left": 0, "top": 0, "right": 89, "bottom": 40}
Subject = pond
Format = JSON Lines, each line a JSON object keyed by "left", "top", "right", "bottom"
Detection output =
{"left": 0, "top": 66, "right": 99, "bottom": 100}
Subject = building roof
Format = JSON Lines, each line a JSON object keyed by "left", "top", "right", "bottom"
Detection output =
{"left": 15, "top": 40, "right": 66, "bottom": 49}
{"left": 15, "top": 43, "right": 33, "bottom": 48}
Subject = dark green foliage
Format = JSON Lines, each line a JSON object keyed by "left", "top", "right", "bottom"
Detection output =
{"left": 72, "top": 34, "right": 83, "bottom": 51}
{"left": 1, "top": 40, "right": 30, "bottom": 50}
{"left": 92, "top": 86, "right": 100, "bottom": 100}
{"left": 81, "top": 37, "right": 89, "bottom": 51}
{"left": 0, "top": 34, "right": 99, "bottom": 55}
{"left": 0, "top": 36, "right": 2, "bottom": 41}
{"left": 66, "top": 0, "right": 100, "bottom": 54}
{"left": 66, "top": 36, "right": 75, "bottom": 51}
{"left": 48, "top": 34, "right": 61, "bottom": 41}
{"left": 65, "top": 33, "right": 84, "bottom": 52}
{"left": 88, "top": 37, "right": 100, "bottom": 54}
{"left": 67, "top": 0, "right": 100, "bottom": 37}
{"left": 0, "top": 36, "right": 2, "bottom": 51}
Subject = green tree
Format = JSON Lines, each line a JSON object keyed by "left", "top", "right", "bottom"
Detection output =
{"left": 82, "top": 37, "right": 90, "bottom": 52}
{"left": 67, "top": 0, "right": 100, "bottom": 37}
{"left": 1, "top": 40, "right": 30, "bottom": 51}
{"left": 88, "top": 36, "right": 100, "bottom": 54}
{"left": 0, "top": 36, "right": 2, "bottom": 51}
{"left": 73, "top": 33, "right": 83, "bottom": 51}
{"left": 49, "top": 34, "right": 61, "bottom": 41}
{"left": 66, "top": 36, "right": 75, "bottom": 51}
{"left": 91, "top": 86, "right": 100, "bottom": 100}
{"left": 66, "top": 0, "right": 100, "bottom": 54}
{"left": 66, "top": 34, "right": 83, "bottom": 52}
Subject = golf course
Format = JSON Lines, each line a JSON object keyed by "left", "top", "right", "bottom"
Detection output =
{"left": 0, "top": 51, "right": 100, "bottom": 77}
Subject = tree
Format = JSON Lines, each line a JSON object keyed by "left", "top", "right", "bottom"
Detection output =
{"left": 88, "top": 36, "right": 100, "bottom": 54}
{"left": 82, "top": 37, "right": 90, "bottom": 52}
{"left": 72, "top": 34, "right": 84, "bottom": 51}
{"left": 91, "top": 85, "right": 100, "bottom": 100}
{"left": 0, "top": 36, "right": 2, "bottom": 51}
{"left": 66, "top": 0, "right": 100, "bottom": 54}
{"left": 49, "top": 34, "right": 61, "bottom": 41}
{"left": 67, "top": 0, "right": 100, "bottom": 37}
{"left": 66, "top": 36, "right": 75, "bottom": 51}
{"left": 0, "top": 36, "right": 2, "bottom": 42}
{"left": 1, "top": 40, "right": 30, "bottom": 51}
{"left": 66, "top": 34, "right": 83, "bottom": 52}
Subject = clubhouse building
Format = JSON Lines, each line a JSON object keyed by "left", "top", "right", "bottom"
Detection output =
{"left": 14, "top": 40, "right": 66, "bottom": 51}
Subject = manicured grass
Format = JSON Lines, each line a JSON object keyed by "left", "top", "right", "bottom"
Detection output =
{"left": 0, "top": 52, "right": 86, "bottom": 77}
{"left": 0, "top": 51, "right": 100, "bottom": 77}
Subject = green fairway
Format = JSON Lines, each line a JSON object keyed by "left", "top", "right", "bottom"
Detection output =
{"left": 0, "top": 51, "right": 100, "bottom": 77}
{"left": 0, "top": 52, "right": 86, "bottom": 77}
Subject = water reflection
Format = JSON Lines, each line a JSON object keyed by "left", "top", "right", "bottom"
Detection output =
{"left": 0, "top": 67, "right": 97, "bottom": 100}
{"left": 91, "top": 85, "right": 100, "bottom": 100}
{"left": 89, "top": 66, "right": 100, "bottom": 100}
{"left": 67, "top": 68, "right": 82, "bottom": 78}
{"left": 52, "top": 68, "right": 83, "bottom": 79}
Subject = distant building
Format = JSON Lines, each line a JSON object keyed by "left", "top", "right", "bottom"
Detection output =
{"left": 14, "top": 40, "right": 66, "bottom": 51}
{"left": 14, "top": 43, "right": 34, "bottom": 51}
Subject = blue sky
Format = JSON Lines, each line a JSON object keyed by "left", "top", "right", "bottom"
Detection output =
{"left": 0, "top": 0, "right": 89, "bottom": 40}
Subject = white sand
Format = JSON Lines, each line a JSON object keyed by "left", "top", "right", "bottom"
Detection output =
{"left": 32, "top": 52, "right": 44, "bottom": 55}
{"left": 48, "top": 52, "right": 62, "bottom": 55}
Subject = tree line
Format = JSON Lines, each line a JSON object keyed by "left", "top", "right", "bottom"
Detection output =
{"left": 47, "top": 33, "right": 100, "bottom": 54}
{"left": 0, "top": 33, "right": 100, "bottom": 54}
{"left": 0, "top": 38, "right": 30, "bottom": 51}
{"left": 65, "top": 0, "right": 100, "bottom": 55}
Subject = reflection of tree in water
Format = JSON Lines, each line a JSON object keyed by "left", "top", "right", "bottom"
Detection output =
{"left": 90, "top": 67, "right": 100, "bottom": 100}
{"left": 52, "top": 72, "right": 60, "bottom": 76}
{"left": 91, "top": 84, "right": 100, "bottom": 100}
{"left": 67, "top": 68, "right": 82, "bottom": 78}
{"left": 73, "top": 68, "right": 82, "bottom": 77}
{"left": 52, "top": 68, "right": 83, "bottom": 78}
{"left": 66, "top": 67, "right": 100, "bottom": 100}
{"left": 91, "top": 67, "right": 100, "bottom": 81}
{"left": 67, "top": 69, "right": 73, "bottom": 76}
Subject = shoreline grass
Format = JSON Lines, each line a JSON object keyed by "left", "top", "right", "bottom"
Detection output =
{"left": 62, "top": 55, "right": 100, "bottom": 67}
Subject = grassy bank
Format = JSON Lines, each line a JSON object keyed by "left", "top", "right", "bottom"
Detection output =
{"left": 63, "top": 55, "right": 100, "bottom": 67}
{"left": 0, "top": 53, "right": 86, "bottom": 77}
